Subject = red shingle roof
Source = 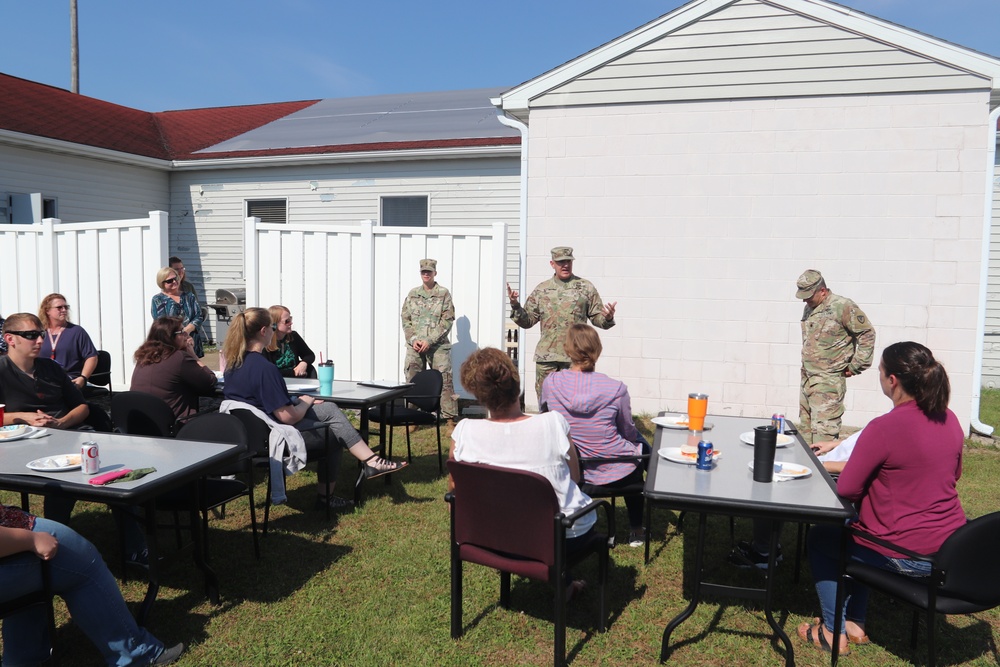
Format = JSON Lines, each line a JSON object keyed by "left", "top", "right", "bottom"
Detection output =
{"left": 0, "top": 73, "right": 520, "bottom": 162}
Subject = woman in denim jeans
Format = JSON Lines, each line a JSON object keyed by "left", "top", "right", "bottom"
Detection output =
{"left": 0, "top": 505, "right": 184, "bottom": 666}
{"left": 799, "top": 342, "right": 967, "bottom": 655}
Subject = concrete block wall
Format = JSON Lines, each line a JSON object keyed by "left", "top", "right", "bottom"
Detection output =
{"left": 522, "top": 91, "right": 990, "bottom": 430}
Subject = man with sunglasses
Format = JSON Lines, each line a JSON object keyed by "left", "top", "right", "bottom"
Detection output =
{"left": 0, "top": 313, "right": 89, "bottom": 430}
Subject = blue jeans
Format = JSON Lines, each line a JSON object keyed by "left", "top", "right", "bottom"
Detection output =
{"left": 808, "top": 523, "right": 931, "bottom": 634}
{"left": 0, "top": 518, "right": 164, "bottom": 666}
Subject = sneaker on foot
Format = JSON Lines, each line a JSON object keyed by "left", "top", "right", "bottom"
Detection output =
{"left": 151, "top": 642, "right": 185, "bottom": 665}
{"left": 727, "top": 540, "right": 783, "bottom": 570}
{"left": 628, "top": 529, "right": 645, "bottom": 548}
{"left": 126, "top": 548, "right": 149, "bottom": 569}
{"left": 315, "top": 495, "right": 355, "bottom": 512}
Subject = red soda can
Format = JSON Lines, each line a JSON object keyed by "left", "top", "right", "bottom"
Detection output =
{"left": 82, "top": 441, "right": 100, "bottom": 474}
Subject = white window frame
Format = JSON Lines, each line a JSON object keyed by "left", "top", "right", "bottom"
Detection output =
{"left": 246, "top": 198, "right": 288, "bottom": 224}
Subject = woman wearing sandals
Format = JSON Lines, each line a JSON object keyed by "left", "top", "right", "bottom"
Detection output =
{"left": 799, "top": 341, "right": 966, "bottom": 655}
{"left": 221, "top": 308, "right": 407, "bottom": 511}
{"left": 449, "top": 348, "right": 596, "bottom": 600}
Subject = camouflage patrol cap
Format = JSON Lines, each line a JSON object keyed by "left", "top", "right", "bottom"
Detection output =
{"left": 796, "top": 269, "right": 825, "bottom": 299}
{"left": 419, "top": 259, "right": 437, "bottom": 272}
{"left": 551, "top": 247, "right": 575, "bottom": 262}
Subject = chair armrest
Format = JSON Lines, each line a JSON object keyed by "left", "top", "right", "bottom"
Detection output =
{"left": 562, "top": 498, "right": 616, "bottom": 546}
{"left": 444, "top": 492, "right": 455, "bottom": 505}
{"left": 848, "top": 526, "right": 934, "bottom": 562}
{"left": 578, "top": 453, "right": 650, "bottom": 465}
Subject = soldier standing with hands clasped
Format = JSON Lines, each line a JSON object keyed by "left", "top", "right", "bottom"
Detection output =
{"left": 401, "top": 259, "right": 458, "bottom": 423}
{"left": 508, "top": 246, "right": 617, "bottom": 402}
{"left": 797, "top": 269, "right": 875, "bottom": 444}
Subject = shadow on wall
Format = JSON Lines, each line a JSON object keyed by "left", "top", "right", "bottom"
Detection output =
{"left": 450, "top": 316, "right": 477, "bottom": 399}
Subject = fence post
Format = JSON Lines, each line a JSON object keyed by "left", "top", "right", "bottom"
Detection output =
{"left": 244, "top": 216, "right": 260, "bottom": 307}
{"left": 38, "top": 218, "right": 57, "bottom": 296}
{"left": 358, "top": 220, "right": 375, "bottom": 380}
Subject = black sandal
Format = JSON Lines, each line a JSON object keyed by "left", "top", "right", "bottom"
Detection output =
{"left": 363, "top": 454, "right": 408, "bottom": 479}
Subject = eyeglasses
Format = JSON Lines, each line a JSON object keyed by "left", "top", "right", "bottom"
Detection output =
{"left": 52, "top": 305, "right": 70, "bottom": 310}
{"left": 282, "top": 318, "right": 292, "bottom": 325}
{"left": 172, "top": 330, "right": 190, "bottom": 337}
{"left": 163, "top": 277, "right": 178, "bottom": 285}
{"left": 5, "top": 330, "right": 44, "bottom": 340}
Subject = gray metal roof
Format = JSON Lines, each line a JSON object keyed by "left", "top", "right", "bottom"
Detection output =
{"left": 198, "top": 87, "right": 519, "bottom": 154}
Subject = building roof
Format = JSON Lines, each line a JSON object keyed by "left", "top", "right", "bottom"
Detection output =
{"left": 499, "top": 0, "right": 1000, "bottom": 119}
{"left": 0, "top": 73, "right": 520, "bottom": 164}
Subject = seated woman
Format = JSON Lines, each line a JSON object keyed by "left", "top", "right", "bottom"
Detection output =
{"left": 450, "top": 347, "right": 596, "bottom": 598}
{"left": 810, "top": 429, "right": 862, "bottom": 475}
{"left": 130, "top": 316, "right": 218, "bottom": 419}
{"left": 37, "top": 293, "right": 98, "bottom": 389}
{"left": 263, "top": 305, "right": 316, "bottom": 378}
{"left": 540, "top": 324, "right": 648, "bottom": 548}
{"left": 0, "top": 504, "right": 183, "bottom": 666}
{"left": 219, "top": 308, "right": 407, "bottom": 511}
{"left": 799, "top": 342, "right": 967, "bottom": 655}
{"left": 150, "top": 267, "right": 205, "bottom": 358}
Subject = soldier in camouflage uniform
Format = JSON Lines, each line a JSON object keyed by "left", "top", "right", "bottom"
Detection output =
{"left": 507, "top": 247, "right": 617, "bottom": 401}
{"left": 401, "top": 259, "right": 458, "bottom": 420}
{"left": 797, "top": 269, "right": 875, "bottom": 444}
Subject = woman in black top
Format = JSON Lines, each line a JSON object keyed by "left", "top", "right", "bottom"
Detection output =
{"left": 263, "top": 305, "right": 316, "bottom": 378}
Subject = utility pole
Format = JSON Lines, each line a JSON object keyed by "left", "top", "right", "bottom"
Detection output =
{"left": 70, "top": 0, "right": 79, "bottom": 93}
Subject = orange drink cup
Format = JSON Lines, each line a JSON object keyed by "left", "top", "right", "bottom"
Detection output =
{"left": 687, "top": 393, "right": 708, "bottom": 431}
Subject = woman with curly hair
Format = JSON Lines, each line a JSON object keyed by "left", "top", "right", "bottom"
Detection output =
{"left": 130, "top": 316, "right": 217, "bottom": 419}
{"left": 449, "top": 348, "right": 596, "bottom": 598}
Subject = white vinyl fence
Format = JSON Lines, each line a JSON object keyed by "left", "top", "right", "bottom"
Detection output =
{"left": 0, "top": 212, "right": 169, "bottom": 387}
{"left": 245, "top": 218, "right": 508, "bottom": 395}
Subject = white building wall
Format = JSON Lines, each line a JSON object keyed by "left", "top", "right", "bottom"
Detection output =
{"left": 0, "top": 143, "right": 169, "bottom": 223}
{"left": 168, "top": 157, "right": 520, "bottom": 340}
{"left": 984, "top": 158, "right": 1000, "bottom": 386}
{"left": 523, "top": 91, "right": 989, "bottom": 429}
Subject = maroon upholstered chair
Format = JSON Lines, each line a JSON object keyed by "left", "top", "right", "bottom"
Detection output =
{"left": 445, "top": 460, "right": 614, "bottom": 667}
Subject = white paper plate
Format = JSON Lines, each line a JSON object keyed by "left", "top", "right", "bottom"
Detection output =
{"left": 285, "top": 379, "right": 320, "bottom": 393}
{"left": 651, "top": 415, "right": 714, "bottom": 430}
{"left": 0, "top": 426, "right": 39, "bottom": 443}
{"left": 26, "top": 453, "right": 82, "bottom": 472}
{"left": 659, "top": 447, "right": 722, "bottom": 465}
{"left": 739, "top": 431, "right": 795, "bottom": 448}
{"left": 747, "top": 460, "right": 812, "bottom": 480}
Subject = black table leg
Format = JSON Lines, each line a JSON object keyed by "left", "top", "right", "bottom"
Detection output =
{"left": 190, "top": 479, "right": 221, "bottom": 605}
{"left": 661, "top": 512, "right": 707, "bottom": 661}
{"left": 764, "top": 521, "right": 794, "bottom": 666}
{"left": 136, "top": 500, "right": 161, "bottom": 625}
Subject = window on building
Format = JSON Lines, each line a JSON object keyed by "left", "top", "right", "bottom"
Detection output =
{"left": 380, "top": 195, "right": 428, "bottom": 227}
{"left": 246, "top": 199, "right": 287, "bottom": 224}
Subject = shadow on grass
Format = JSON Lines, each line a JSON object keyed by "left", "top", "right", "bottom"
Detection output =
{"left": 455, "top": 557, "right": 643, "bottom": 662}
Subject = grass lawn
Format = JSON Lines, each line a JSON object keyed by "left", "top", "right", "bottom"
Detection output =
{"left": 3, "top": 408, "right": 999, "bottom": 666}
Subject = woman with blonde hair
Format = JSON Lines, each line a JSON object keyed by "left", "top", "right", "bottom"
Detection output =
{"left": 38, "top": 293, "right": 98, "bottom": 389}
{"left": 264, "top": 305, "right": 316, "bottom": 378}
{"left": 220, "top": 308, "right": 407, "bottom": 510}
{"left": 540, "top": 323, "right": 648, "bottom": 547}
{"left": 150, "top": 267, "right": 205, "bottom": 358}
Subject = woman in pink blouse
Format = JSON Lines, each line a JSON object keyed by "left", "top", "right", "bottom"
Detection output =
{"left": 799, "top": 341, "right": 966, "bottom": 655}
{"left": 540, "top": 324, "right": 648, "bottom": 548}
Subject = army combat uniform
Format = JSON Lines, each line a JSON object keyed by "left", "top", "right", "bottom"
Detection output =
{"left": 800, "top": 293, "right": 875, "bottom": 444}
{"left": 401, "top": 283, "right": 458, "bottom": 419}
{"left": 511, "top": 275, "right": 615, "bottom": 401}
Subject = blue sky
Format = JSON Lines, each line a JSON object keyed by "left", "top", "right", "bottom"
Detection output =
{"left": 0, "top": 0, "right": 997, "bottom": 111}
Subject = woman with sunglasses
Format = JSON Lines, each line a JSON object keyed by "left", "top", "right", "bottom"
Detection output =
{"left": 130, "top": 316, "right": 217, "bottom": 419}
{"left": 37, "top": 294, "right": 99, "bottom": 389}
{"left": 263, "top": 305, "right": 316, "bottom": 378}
{"left": 220, "top": 308, "right": 407, "bottom": 510}
{"left": 150, "top": 267, "right": 205, "bottom": 358}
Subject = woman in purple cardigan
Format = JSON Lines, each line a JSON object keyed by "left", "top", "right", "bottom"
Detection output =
{"left": 541, "top": 323, "right": 648, "bottom": 548}
{"left": 799, "top": 341, "right": 966, "bottom": 655}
